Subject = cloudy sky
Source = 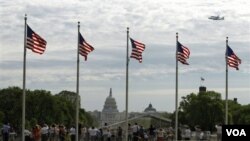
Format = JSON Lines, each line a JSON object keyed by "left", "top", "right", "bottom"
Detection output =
{"left": 1, "top": 0, "right": 250, "bottom": 113}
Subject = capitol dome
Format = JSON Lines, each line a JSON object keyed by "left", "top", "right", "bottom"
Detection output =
{"left": 102, "top": 88, "right": 119, "bottom": 113}
{"left": 144, "top": 103, "right": 157, "bottom": 113}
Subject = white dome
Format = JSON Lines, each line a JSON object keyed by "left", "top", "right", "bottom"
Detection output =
{"left": 102, "top": 88, "right": 119, "bottom": 113}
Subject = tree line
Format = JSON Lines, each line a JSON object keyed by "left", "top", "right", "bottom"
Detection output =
{"left": 0, "top": 86, "right": 95, "bottom": 132}
{"left": 1, "top": 86, "right": 249, "bottom": 133}
{"left": 172, "top": 90, "right": 250, "bottom": 131}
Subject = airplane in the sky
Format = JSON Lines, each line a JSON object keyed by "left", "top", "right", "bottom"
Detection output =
{"left": 208, "top": 15, "right": 224, "bottom": 20}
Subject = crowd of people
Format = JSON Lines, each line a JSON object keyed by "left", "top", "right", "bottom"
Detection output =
{"left": 104, "top": 123, "right": 176, "bottom": 141}
{"left": 1, "top": 122, "right": 222, "bottom": 141}
{"left": 1, "top": 122, "right": 17, "bottom": 141}
{"left": 0, "top": 122, "right": 175, "bottom": 141}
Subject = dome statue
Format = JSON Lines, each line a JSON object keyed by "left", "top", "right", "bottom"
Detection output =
{"left": 102, "top": 88, "right": 119, "bottom": 113}
{"left": 144, "top": 103, "right": 156, "bottom": 113}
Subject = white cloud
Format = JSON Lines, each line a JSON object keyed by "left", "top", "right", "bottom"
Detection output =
{"left": 1, "top": 0, "right": 250, "bottom": 112}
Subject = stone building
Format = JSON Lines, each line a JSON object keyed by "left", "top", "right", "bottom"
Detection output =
{"left": 100, "top": 88, "right": 125, "bottom": 126}
{"left": 144, "top": 103, "right": 157, "bottom": 113}
{"left": 89, "top": 88, "right": 125, "bottom": 127}
{"left": 89, "top": 88, "right": 171, "bottom": 128}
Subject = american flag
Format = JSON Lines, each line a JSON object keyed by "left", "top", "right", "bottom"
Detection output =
{"left": 130, "top": 38, "right": 145, "bottom": 63}
{"left": 226, "top": 45, "right": 241, "bottom": 70}
{"left": 26, "top": 25, "right": 47, "bottom": 54}
{"left": 78, "top": 33, "right": 94, "bottom": 61}
{"left": 177, "top": 41, "right": 190, "bottom": 65}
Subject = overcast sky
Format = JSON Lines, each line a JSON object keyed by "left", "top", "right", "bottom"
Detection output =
{"left": 0, "top": 0, "right": 250, "bottom": 113}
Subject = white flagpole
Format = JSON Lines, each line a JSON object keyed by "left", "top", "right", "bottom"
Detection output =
{"left": 225, "top": 37, "right": 229, "bottom": 124}
{"left": 175, "top": 32, "right": 179, "bottom": 141}
{"left": 125, "top": 27, "right": 129, "bottom": 141}
{"left": 76, "top": 21, "right": 80, "bottom": 141}
{"left": 22, "top": 14, "right": 27, "bottom": 141}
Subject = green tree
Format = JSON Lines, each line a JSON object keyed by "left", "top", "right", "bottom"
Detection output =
{"left": 226, "top": 99, "right": 241, "bottom": 124}
{"left": 232, "top": 104, "right": 250, "bottom": 124}
{"left": 0, "top": 111, "right": 4, "bottom": 125}
{"left": 0, "top": 86, "right": 22, "bottom": 129}
{"left": 178, "top": 91, "right": 224, "bottom": 131}
{"left": 0, "top": 86, "right": 94, "bottom": 131}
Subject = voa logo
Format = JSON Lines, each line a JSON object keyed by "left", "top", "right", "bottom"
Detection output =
{"left": 226, "top": 129, "right": 246, "bottom": 136}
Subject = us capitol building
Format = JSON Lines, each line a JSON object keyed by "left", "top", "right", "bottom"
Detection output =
{"left": 89, "top": 88, "right": 164, "bottom": 127}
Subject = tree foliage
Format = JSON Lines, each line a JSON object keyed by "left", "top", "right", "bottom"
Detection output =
{"left": 231, "top": 103, "right": 250, "bottom": 124}
{"left": 176, "top": 90, "right": 250, "bottom": 131}
{"left": 0, "top": 86, "right": 94, "bottom": 131}
{"left": 178, "top": 91, "right": 224, "bottom": 131}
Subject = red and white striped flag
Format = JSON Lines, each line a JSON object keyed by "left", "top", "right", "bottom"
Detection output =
{"left": 130, "top": 38, "right": 145, "bottom": 63}
{"left": 226, "top": 45, "right": 241, "bottom": 70}
{"left": 78, "top": 33, "right": 94, "bottom": 61}
{"left": 26, "top": 25, "right": 47, "bottom": 54}
{"left": 177, "top": 41, "right": 190, "bottom": 65}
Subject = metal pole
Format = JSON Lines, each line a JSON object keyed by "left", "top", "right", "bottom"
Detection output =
{"left": 175, "top": 32, "right": 179, "bottom": 141}
{"left": 225, "top": 37, "right": 228, "bottom": 124}
{"left": 76, "top": 21, "right": 80, "bottom": 141}
{"left": 22, "top": 14, "right": 27, "bottom": 141}
{"left": 125, "top": 27, "right": 129, "bottom": 141}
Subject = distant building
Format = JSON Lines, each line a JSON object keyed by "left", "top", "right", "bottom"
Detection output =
{"left": 101, "top": 88, "right": 125, "bottom": 126}
{"left": 89, "top": 88, "right": 125, "bottom": 126}
{"left": 199, "top": 86, "right": 206, "bottom": 93}
{"left": 89, "top": 88, "right": 171, "bottom": 127}
{"left": 144, "top": 103, "right": 157, "bottom": 113}
{"left": 91, "top": 110, "right": 101, "bottom": 121}
{"left": 129, "top": 103, "right": 171, "bottom": 128}
{"left": 129, "top": 103, "right": 159, "bottom": 118}
{"left": 233, "top": 98, "right": 237, "bottom": 103}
